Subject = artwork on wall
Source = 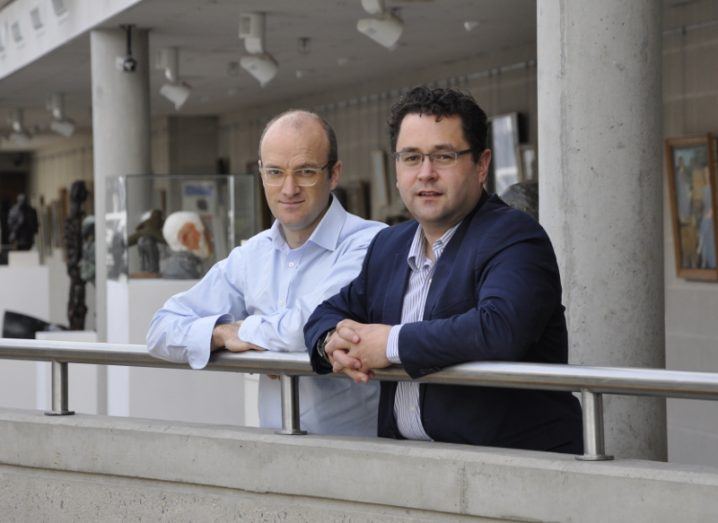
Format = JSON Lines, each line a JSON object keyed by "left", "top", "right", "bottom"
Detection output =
{"left": 665, "top": 134, "right": 718, "bottom": 281}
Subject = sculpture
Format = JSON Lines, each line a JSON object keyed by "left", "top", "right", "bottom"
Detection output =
{"left": 161, "top": 211, "right": 211, "bottom": 279}
{"left": 7, "top": 194, "right": 39, "bottom": 250}
{"left": 64, "top": 181, "right": 88, "bottom": 330}
{"left": 127, "top": 209, "right": 165, "bottom": 275}
{"left": 501, "top": 181, "right": 539, "bottom": 221}
{"left": 79, "top": 215, "right": 95, "bottom": 284}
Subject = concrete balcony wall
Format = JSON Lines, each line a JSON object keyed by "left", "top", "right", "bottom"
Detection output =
{"left": 1, "top": 408, "right": 717, "bottom": 522}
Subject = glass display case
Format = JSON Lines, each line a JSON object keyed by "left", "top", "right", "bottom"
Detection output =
{"left": 105, "top": 174, "right": 257, "bottom": 280}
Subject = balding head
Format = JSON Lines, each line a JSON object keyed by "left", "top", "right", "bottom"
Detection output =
{"left": 259, "top": 110, "right": 337, "bottom": 170}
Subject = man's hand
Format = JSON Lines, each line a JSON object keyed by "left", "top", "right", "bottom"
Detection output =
{"left": 211, "top": 321, "right": 266, "bottom": 353}
{"left": 326, "top": 319, "right": 391, "bottom": 383}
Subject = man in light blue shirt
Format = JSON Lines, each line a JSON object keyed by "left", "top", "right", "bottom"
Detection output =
{"left": 147, "top": 110, "right": 385, "bottom": 436}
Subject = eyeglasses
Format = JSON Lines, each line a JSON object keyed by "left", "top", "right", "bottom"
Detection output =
{"left": 393, "top": 149, "right": 473, "bottom": 169}
{"left": 258, "top": 162, "right": 329, "bottom": 187}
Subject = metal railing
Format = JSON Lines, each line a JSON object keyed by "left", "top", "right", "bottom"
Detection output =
{"left": 3, "top": 338, "right": 718, "bottom": 461}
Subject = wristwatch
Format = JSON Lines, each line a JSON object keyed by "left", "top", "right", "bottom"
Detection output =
{"left": 317, "top": 329, "right": 335, "bottom": 363}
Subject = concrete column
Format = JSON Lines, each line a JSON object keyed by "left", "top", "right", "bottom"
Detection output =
{"left": 537, "top": 1, "right": 666, "bottom": 459}
{"left": 90, "top": 28, "right": 151, "bottom": 342}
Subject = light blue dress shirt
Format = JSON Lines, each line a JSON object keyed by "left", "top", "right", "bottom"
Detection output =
{"left": 147, "top": 196, "right": 386, "bottom": 436}
{"left": 386, "top": 222, "right": 461, "bottom": 440}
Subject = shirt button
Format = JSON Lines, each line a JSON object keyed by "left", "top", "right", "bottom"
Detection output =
{"left": 288, "top": 262, "right": 295, "bottom": 268}
{"left": 279, "top": 300, "right": 285, "bottom": 307}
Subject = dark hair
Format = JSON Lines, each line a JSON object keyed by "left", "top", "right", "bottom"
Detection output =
{"left": 388, "top": 86, "right": 488, "bottom": 162}
{"left": 259, "top": 109, "right": 338, "bottom": 171}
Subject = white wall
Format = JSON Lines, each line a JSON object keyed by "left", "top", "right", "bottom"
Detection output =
{"left": 662, "top": 5, "right": 718, "bottom": 466}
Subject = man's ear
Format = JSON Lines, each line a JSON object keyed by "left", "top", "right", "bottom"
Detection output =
{"left": 477, "top": 149, "right": 492, "bottom": 186}
{"left": 329, "top": 160, "right": 342, "bottom": 191}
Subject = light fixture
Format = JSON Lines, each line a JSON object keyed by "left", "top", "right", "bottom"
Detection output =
{"left": 46, "top": 93, "right": 76, "bottom": 137}
{"left": 51, "top": 0, "right": 69, "bottom": 18}
{"left": 357, "top": 1, "right": 403, "bottom": 49}
{"left": 8, "top": 109, "right": 31, "bottom": 145}
{"left": 238, "top": 12, "right": 278, "bottom": 86}
{"left": 464, "top": 20, "right": 479, "bottom": 32}
{"left": 30, "top": 6, "right": 44, "bottom": 31}
{"left": 11, "top": 21, "right": 22, "bottom": 44}
{"left": 239, "top": 54, "right": 278, "bottom": 86}
{"left": 157, "top": 47, "right": 192, "bottom": 110}
{"left": 357, "top": 13, "right": 403, "bottom": 49}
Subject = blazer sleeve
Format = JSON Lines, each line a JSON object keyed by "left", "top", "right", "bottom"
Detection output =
{"left": 398, "top": 235, "right": 562, "bottom": 378}
{"left": 303, "top": 235, "right": 376, "bottom": 374}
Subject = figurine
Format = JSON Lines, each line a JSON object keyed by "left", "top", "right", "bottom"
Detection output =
{"left": 7, "top": 194, "right": 39, "bottom": 250}
{"left": 127, "top": 209, "right": 165, "bottom": 275}
{"left": 79, "top": 215, "right": 95, "bottom": 284}
{"left": 161, "top": 211, "right": 211, "bottom": 279}
{"left": 64, "top": 181, "right": 88, "bottom": 330}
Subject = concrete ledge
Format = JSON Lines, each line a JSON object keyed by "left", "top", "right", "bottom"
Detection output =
{"left": 0, "top": 464, "right": 491, "bottom": 522}
{"left": 1, "top": 408, "right": 718, "bottom": 521}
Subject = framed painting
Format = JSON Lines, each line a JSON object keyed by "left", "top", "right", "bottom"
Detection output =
{"left": 665, "top": 134, "right": 718, "bottom": 280}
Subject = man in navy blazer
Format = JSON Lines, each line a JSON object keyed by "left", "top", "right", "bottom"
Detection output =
{"left": 304, "top": 87, "right": 582, "bottom": 453}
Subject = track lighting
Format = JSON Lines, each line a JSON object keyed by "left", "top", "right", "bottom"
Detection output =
{"left": 357, "top": 0, "right": 404, "bottom": 49}
{"left": 238, "top": 12, "right": 278, "bottom": 86}
{"left": 157, "top": 48, "right": 192, "bottom": 110}
{"left": 47, "top": 93, "right": 75, "bottom": 137}
{"left": 8, "top": 109, "right": 31, "bottom": 145}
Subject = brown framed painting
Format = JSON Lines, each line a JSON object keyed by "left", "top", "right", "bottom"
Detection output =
{"left": 665, "top": 134, "right": 718, "bottom": 281}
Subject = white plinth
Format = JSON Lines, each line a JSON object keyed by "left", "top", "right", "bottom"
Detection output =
{"left": 0, "top": 263, "right": 50, "bottom": 411}
{"left": 8, "top": 250, "right": 40, "bottom": 267}
{"left": 35, "top": 331, "right": 101, "bottom": 414}
{"left": 106, "top": 278, "right": 251, "bottom": 426}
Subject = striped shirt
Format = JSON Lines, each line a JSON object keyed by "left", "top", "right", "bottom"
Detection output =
{"left": 385, "top": 221, "right": 461, "bottom": 440}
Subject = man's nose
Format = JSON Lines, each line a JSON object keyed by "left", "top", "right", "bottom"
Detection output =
{"left": 280, "top": 173, "right": 300, "bottom": 195}
{"left": 417, "top": 155, "right": 437, "bottom": 181}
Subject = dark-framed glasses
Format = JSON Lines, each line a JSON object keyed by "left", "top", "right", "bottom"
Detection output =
{"left": 393, "top": 148, "right": 473, "bottom": 169}
{"left": 258, "top": 162, "right": 329, "bottom": 187}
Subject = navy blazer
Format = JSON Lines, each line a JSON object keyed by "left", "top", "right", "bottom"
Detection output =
{"left": 305, "top": 193, "right": 583, "bottom": 453}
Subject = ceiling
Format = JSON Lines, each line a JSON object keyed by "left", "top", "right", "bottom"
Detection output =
{"left": 0, "top": 0, "right": 538, "bottom": 140}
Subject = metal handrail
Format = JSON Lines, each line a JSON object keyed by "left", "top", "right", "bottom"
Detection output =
{"left": 3, "top": 338, "right": 718, "bottom": 460}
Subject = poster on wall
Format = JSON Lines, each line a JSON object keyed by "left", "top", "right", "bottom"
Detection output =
{"left": 665, "top": 134, "right": 718, "bottom": 281}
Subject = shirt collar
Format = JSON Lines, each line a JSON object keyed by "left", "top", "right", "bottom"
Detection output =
{"left": 268, "top": 195, "right": 347, "bottom": 252}
{"left": 407, "top": 220, "right": 462, "bottom": 271}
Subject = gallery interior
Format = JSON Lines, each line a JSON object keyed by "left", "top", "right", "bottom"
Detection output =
{"left": 1, "top": 0, "right": 718, "bottom": 520}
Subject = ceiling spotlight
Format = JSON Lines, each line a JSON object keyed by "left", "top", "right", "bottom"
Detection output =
{"left": 240, "top": 53, "right": 278, "bottom": 87}
{"left": 464, "top": 20, "right": 479, "bottom": 32}
{"left": 47, "top": 93, "right": 75, "bottom": 137}
{"left": 159, "top": 83, "right": 191, "bottom": 110}
{"left": 157, "top": 48, "right": 192, "bottom": 110}
{"left": 357, "top": 13, "right": 403, "bottom": 49}
{"left": 8, "top": 109, "right": 31, "bottom": 145}
{"left": 238, "top": 12, "right": 279, "bottom": 86}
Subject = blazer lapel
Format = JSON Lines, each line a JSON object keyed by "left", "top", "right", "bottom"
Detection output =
{"left": 382, "top": 252, "right": 410, "bottom": 324}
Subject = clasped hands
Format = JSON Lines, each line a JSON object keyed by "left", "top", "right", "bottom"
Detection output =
{"left": 325, "top": 319, "right": 391, "bottom": 383}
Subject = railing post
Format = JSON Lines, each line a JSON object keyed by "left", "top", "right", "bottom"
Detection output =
{"left": 276, "top": 375, "right": 306, "bottom": 435}
{"left": 576, "top": 388, "right": 612, "bottom": 461}
{"left": 44, "top": 361, "right": 74, "bottom": 416}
